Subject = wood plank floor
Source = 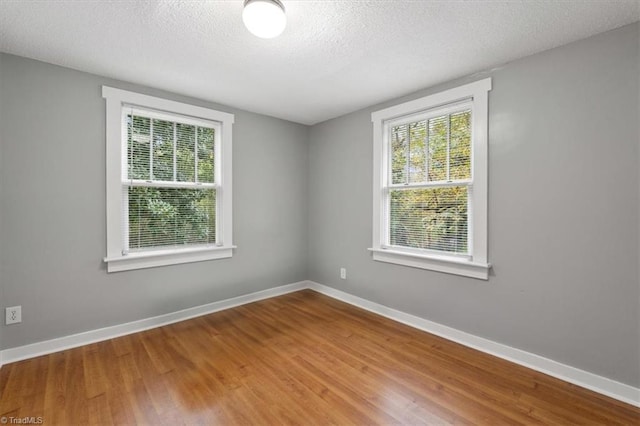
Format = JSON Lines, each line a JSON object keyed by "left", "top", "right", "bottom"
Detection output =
{"left": 1, "top": 289, "right": 638, "bottom": 425}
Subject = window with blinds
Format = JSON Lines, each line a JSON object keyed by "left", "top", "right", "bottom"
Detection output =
{"left": 103, "top": 86, "right": 234, "bottom": 272}
{"left": 387, "top": 107, "right": 472, "bottom": 255}
{"left": 371, "top": 78, "right": 491, "bottom": 279}
{"left": 123, "top": 109, "right": 219, "bottom": 253}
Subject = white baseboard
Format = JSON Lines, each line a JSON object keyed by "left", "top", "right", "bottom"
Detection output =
{"left": 0, "top": 281, "right": 307, "bottom": 365}
{"left": 1, "top": 279, "right": 638, "bottom": 408}
{"left": 306, "top": 281, "right": 640, "bottom": 408}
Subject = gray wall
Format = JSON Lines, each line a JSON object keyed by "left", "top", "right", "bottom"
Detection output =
{"left": 308, "top": 23, "right": 640, "bottom": 387}
{"left": 0, "top": 53, "right": 309, "bottom": 349}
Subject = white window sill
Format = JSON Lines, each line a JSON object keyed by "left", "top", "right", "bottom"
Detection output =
{"left": 368, "top": 247, "right": 490, "bottom": 280}
{"left": 104, "top": 245, "right": 235, "bottom": 273}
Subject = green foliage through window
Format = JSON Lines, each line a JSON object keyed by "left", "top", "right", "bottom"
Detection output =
{"left": 126, "top": 113, "right": 217, "bottom": 251}
{"left": 389, "top": 109, "right": 471, "bottom": 254}
{"left": 390, "top": 187, "right": 468, "bottom": 253}
{"left": 128, "top": 187, "right": 216, "bottom": 249}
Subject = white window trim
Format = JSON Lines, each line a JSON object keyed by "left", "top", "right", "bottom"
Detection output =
{"left": 370, "top": 78, "right": 492, "bottom": 280}
{"left": 102, "top": 86, "right": 235, "bottom": 272}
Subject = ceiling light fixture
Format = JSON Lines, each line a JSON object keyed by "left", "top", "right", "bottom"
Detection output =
{"left": 242, "top": 0, "right": 287, "bottom": 39}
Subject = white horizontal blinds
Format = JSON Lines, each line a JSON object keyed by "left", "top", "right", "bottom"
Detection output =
{"left": 391, "top": 123, "right": 408, "bottom": 184}
{"left": 390, "top": 120, "right": 429, "bottom": 184}
{"left": 127, "top": 187, "right": 216, "bottom": 249}
{"left": 128, "top": 115, "right": 151, "bottom": 180}
{"left": 176, "top": 122, "right": 195, "bottom": 182}
{"left": 447, "top": 110, "right": 471, "bottom": 180}
{"left": 428, "top": 115, "right": 448, "bottom": 181}
{"left": 197, "top": 127, "right": 215, "bottom": 183}
{"left": 389, "top": 187, "right": 468, "bottom": 253}
{"left": 125, "top": 108, "right": 217, "bottom": 252}
{"left": 409, "top": 120, "right": 428, "bottom": 183}
{"left": 388, "top": 107, "right": 472, "bottom": 255}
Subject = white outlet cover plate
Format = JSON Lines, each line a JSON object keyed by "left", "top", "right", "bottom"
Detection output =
{"left": 6, "top": 306, "right": 22, "bottom": 324}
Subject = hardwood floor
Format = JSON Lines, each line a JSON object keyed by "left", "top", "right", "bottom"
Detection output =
{"left": 1, "top": 289, "right": 638, "bottom": 425}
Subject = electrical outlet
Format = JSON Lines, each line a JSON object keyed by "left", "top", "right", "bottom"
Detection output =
{"left": 340, "top": 267, "right": 347, "bottom": 280}
{"left": 6, "top": 306, "right": 22, "bottom": 325}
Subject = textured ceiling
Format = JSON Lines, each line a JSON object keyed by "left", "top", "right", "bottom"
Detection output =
{"left": 1, "top": 0, "right": 638, "bottom": 124}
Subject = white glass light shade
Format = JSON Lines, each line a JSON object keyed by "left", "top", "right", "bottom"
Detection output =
{"left": 242, "top": 0, "right": 286, "bottom": 39}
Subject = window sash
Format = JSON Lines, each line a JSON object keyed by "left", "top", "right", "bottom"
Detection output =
{"left": 122, "top": 109, "right": 222, "bottom": 254}
{"left": 124, "top": 180, "right": 217, "bottom": 189}
{"left": 382, "top": 184, "right": 472, "bottom": 256}
{"left": 382, "top": 106, "right": 473, "bottom": 256}
{"left": 385, "top": 107, "right": 473, "bottom": 188}
{"left": 386, "top": 180, "right": 472, "bottom": 190}
{"left": 123, "top": 186, "right": 218, "bottom": 253}
{"left": 121, "top": 185, "right": 221, "bottom": 252}
{"left": 122, "top": 107, "right": 222, "bottom": 185}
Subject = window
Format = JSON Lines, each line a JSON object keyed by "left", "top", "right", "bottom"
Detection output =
{"left": 370, "top": 79, "right": 491, "bottom": 279}
{"left": 103, "top": 87, "right": 234, "bottom": 272}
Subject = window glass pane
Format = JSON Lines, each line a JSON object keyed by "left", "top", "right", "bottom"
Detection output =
{"left": 409, "top": 120, "right": 427, "bottom": 183}
{"left": 391, "top": 124, "right": 408, "bottom": 184}
{"left": 197, "top": 127, "right": 215, "bottom": 183}
{"left": 428, "top": 115, "right": 448, "bottom": 182}
{"left": 390, "top": 187, "right": 468, "bottom": 254}
{"left": 128, "top": 187, "right": 216, "bottom": 250}
{"left": 176, "top": 123, "right": 195, "bottom": 182}
{"left": 152, "top": 119, "right": 174, "bottom": 181}
{"left": 127, "top": 115, "right": 150, "bottom": 180}
{"left": 450, "top": 110, "right": 471, "bottom": 180}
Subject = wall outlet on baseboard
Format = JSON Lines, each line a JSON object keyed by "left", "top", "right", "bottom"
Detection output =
{"left": 6, "top": 306, "right": 22, "bottom": 325}
{"left": 340, "top": 267, "right": 347, "bottom": 280}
